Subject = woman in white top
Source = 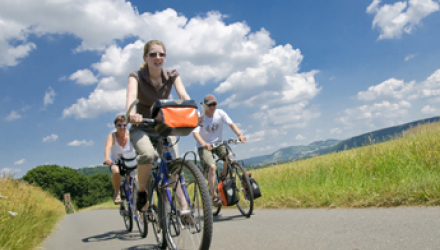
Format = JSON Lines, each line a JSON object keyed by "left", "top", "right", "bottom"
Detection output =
{"left": 104, "top": 114, "right": 135, "bottom": 204}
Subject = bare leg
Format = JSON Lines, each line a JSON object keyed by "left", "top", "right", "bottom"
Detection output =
{"left": 137, "top": 163, "right": 152, "bottom": 211}
{"left": 111, "top": 165, "right": 122, "bottom": 203}
{"left": 171, "top": 174, "right": 189, "bottom": 211}
{"left": 208, "top": 164, "right": 217, "bottom": 197}
{"left": 137, "top": 163, "right": 152, "bottom": 192}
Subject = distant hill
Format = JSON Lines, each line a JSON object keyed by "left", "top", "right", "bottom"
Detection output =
{"left": 77, "top": 165, "right": 111, "bottom": 177}
{"left": 241, "top": 116, "right": 440, "bottom": 168}
{"left": 320, "top": 116, "right": 440, "bottom": 155}
{"left": 241, "top": 139, "right": 340, "bottom": 167}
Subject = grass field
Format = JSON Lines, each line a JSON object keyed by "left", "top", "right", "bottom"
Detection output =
{"left": 248, "top": 122, "right": 440, "bottom": 208}
{"left": 0, "top": 176, "right": 65, "bottom": 250}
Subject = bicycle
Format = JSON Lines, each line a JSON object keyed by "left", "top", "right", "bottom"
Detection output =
{"left": 105, "top": 154, "right": 148, "bottom": 238}
{"left": 127, "top": 99, "right": 213, "bottom": 250}
{"left": 200, "top": 138, "right": 254, "bottom": 218}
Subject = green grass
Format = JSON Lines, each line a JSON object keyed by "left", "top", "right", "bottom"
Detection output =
{"left": 248, "top": 121, "right": 440, "bottom": 208}
{"left": 79, "top": 198, "right": 119, "bottom": 212}
{"left": 0, "top": 176, "right": 65, "bottom": 250}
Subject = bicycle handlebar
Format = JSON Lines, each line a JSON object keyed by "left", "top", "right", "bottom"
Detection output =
{"left": 126, "top": 99, "right": 157, "bottom": 128}
{"left": 211, "top": 138, "right": 242, "bottom": 149}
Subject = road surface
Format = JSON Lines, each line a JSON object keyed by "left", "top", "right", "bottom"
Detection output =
{"left": 41, "top": 207, "right": 440, "bottom": 250}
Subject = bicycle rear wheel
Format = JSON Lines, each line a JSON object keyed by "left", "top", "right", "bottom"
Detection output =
{"left": 132, "top": 182, "right": 148, "bottom": 238}
{"left": 232, "top": 162, "right": 254, "bottom": 217}
{"left": 164, "top": 159, "right": 213, "bottom": 250}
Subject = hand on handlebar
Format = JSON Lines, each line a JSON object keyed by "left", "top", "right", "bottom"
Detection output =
{"left": 238, "top": 135, "right": 246, "bottom": 144}
{"left": 202, "top": 143, "right": 212, "bottom": 151}
{"left": 129, "top": 113, "right": 143, "bottom": 124}
{"left": 104, "top": 159, "right": 113, "bottom": 165}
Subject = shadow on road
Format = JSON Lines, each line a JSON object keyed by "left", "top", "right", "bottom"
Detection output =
{"left": 82, "top": 230, "right": 141, "bottom": 243}
{"left": 213, "top": 214, "right": 250, "bottom": 223}
{"left": 121, "top": 244, "right": 162, "bottom": 250}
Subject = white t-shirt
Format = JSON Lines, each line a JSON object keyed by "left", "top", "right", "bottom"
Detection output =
{"left": 192, "top": 109, "right": 233, "bottom": 147}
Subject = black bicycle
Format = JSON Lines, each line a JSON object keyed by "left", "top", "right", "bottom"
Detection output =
{"left": 201, "top": 138, "right": 254, "bottom": 217}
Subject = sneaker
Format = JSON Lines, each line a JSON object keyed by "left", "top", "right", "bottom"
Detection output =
{"left": 114, "top": 192, "right": 122, "bottom": 205}
{"left": 212, "top": 196, "right": 223, "bottom": 207}
{"left": 136, "top": 191, "right": 148, "bottom": 211}
{"left": 182, "top": 214, "right": 200, "bottom": 225}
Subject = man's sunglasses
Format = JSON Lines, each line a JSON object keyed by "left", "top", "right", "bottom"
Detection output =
{"left": 148, "top": 53, "right": 166, "bottom": 58}
{"left": 207, "top": 103, "right": 217, "bottom": 107}
{"left": 116, "top": 123, "right": 127, "bottom": 128}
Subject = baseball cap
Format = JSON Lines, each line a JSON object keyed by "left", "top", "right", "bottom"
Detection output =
{"left": 203, "top": 94, "right": 217, "bottom": 105}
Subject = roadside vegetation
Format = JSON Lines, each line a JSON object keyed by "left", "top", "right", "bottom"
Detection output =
{"left": 249, "top": 121, "right": 440, "bottom": 208}
{"left": 0, "top": 176, "right": 65, "bottom": 250}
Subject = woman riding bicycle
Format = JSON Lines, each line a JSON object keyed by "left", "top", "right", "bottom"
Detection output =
{"left": 192, "top": 94, "right": 246, "bottom": 207}
{"left": 104, "top": 114, "right": 135, "bottom": 204}
{"left": 126, "top": 40, "right": 191, "bottom": 212}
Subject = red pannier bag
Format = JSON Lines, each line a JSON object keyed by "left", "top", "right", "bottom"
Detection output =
{"left": 151, "top": 99, "right": 199, "bottom": 137}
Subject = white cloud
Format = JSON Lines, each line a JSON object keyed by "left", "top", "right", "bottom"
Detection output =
{"left": 295, "top": 134, "right": 306, "bottom": 140}
{"left": 5, "top": 111, "right": 21, "bottom": 121}
{"left": 367, "top": 0, "right": 440, "bottom": 40}
{"left": 404, "top": 53, "right": 417, "bottom": 61}
{"left": 43, "top": 134, "right": 58, "bottom": 142}
{"left": 69, "top": 69, "right": 98, "bottom": 85}
{"left": 357, "top": 78, "right": 415, "bottom": 101}
{"left": 14, "top": 159, "right": 25, "bottom": 165}
{"left": 44, "top": 87, "right": 56, "bottom": 106}
{"left": 421, "top": 105, "right": 436, "bottom": 114}
{"left": 67, "top": 140, "right": 94, "bottom": 146}
{"left": 330, "top": 128, "right": 342, "bottom": 134}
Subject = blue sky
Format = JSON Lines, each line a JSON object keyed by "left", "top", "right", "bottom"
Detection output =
{"left": 2, "top": 0, "right": 440, "bottom": 178}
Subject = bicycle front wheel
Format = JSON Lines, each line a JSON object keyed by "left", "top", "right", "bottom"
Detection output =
{"left": 120, "top": 197, "right": 133, "bottom": 231}
{"left": 151, "top": 186, "right": 167, "bottom": 249}
{"left": 164, "top": 159, "right": 213, "bottom": 250}
{"left": 132, "top": 182, "right": 148, "bottom": 238}
{"left": 232, "top": 162, "right": 254, "bottom": 217}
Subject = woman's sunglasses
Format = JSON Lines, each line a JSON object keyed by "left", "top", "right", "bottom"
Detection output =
{"left": 116, "top": 123, "right": 127, "bottom": 128}
{"left": 148, "top": 53, "right": 166, "bottom": 58}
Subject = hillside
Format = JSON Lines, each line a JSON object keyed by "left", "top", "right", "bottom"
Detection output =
{"left": 320, "top": 116, "right": 440, "bottom": 155}
{"left": 242, "top": 139, "right": 340, "bottom": 167}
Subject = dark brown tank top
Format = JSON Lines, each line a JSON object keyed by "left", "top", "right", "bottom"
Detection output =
{"left": 128, "top": 67, "right": 179, "bottom": 119}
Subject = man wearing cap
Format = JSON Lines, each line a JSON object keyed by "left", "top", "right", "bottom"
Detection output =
{"left": 192, "top": 94, "right": 246, "bottom": 207}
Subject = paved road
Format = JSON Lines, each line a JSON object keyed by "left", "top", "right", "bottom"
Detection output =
{"left": 41, "top": 207, "right": 440, "bottom": 250}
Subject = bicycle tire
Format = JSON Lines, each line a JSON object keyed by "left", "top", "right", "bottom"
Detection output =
{"left": 232, "top": 162, "right": 254, "bottom": 217}
{"left": 164, "top": 159, "right": 213, "bottom": 250}
{"left": 132, "top": 182, "right": 148, "bottom": 238}
{"left": 151, "top": 186, "right": 167, "bottom": 249}
{"left": 121, "top": 197, "right": 133, "bottom": 231}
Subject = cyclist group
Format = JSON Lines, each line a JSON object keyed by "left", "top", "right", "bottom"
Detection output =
{"left": 103, "top": 39, "right": 249, "bottom": 249}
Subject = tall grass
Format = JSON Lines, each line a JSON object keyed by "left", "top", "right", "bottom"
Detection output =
{"left": 249, "top": 122, "right": 440, "bottom": 208}
{"left": 0, "top": 175, "right": 65, "bottom": 250}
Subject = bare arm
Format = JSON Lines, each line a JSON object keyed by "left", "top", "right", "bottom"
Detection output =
{"left": 229, "top": 123, "right": 246, "bottom": 144}
{"left": 104, "top": 133, "right": 114, "bottom": 165}
{"left": 173, "top": 76, "right": 190, "bottom": 100}
{"left": 126, "top": 76, "right": 142, "bottom": 123}
{"left": 193, "top": 132, "right": 212, "bottom": 150}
